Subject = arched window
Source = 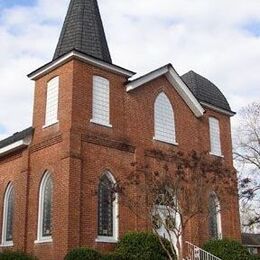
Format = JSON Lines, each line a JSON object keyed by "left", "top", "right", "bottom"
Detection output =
{"left": 154, "top": 92, "right": 176, "bottom": 144}
{"left": 97, "top": 171, "right": 118, "bottom": 242}
{"left": 208, "top": 192, "right": 222, "bottom": 239}
{"left": 36, "top": 172, "right": 53, "bottom": 243}
{"left": 91, "top": 76, "right": 111, "bottom": 127}
{"left": 44, "top": 77, "right": 59, "bottom": 127}
{"left": 209, "top": 117, "right": 222, "bottom": 156}
{"left": 1, "top": 183, "right": 14, "bottom": 246}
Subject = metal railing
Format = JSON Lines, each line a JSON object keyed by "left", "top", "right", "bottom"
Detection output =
{"left": 185, "top": 241, "right": 222, "bottom": 260}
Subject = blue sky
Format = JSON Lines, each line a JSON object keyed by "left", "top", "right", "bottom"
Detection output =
{"left": 0, "top": 0, "right": 260, "bottom": 140}
{"left": 0, "top": 0, "right": 35, "bottom": 8}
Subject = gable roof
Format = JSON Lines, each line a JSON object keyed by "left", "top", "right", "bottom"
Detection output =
{"left": 242, "top": 233, "right": 260, "bottom": 247}
{"left": 53, "top": 0, "right": 112, "bottom": 63}
{"left": 181, "top": 70, "right": 235, "bottom": 114}
{"left": 126, "top": 64, "right": 205, "bottom": 118}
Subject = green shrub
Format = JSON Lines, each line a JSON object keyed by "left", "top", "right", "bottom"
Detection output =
{"left": 0, "top": 251, "right": 37, "bottom": 260}
{"left": 114, "top": 232, "right": 176, "bottom": 260}
{"left": 101, "top": 253, "right": 122, "bottom": 260}
{"left": 64, "top": 248, "right": 102, "bottom": 260}
{"left": 203, "top": 239, "right": 251, "bottom": 260}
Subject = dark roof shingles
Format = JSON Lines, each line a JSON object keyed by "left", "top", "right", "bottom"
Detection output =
{"left": 181, "top": 70, "right": 232, "bottom": 112}
{"left": 0, "top": 127, "right": 34, "bottom": 149}
{"left": 53, "top": 0, "right": 112, "bottom": 63}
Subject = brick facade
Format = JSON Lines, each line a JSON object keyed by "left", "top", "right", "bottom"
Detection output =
{"left": 0, "top": 57, "right": 241, "bottom": 259}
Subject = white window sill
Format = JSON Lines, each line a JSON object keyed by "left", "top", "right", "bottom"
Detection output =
{"left": 95, "top": 237, "right": 118, "bottom": 243}
{"left": 0, "top": 241, "right": 13, "bottom": 247}
{"left": 90, "top": 119, "right": 112, "bottom": 128}
{"left": 34, "top": 238, "right": 53, "bottom": 244}
{"left": 43, "top": 120, "right": 59, "bottom": 129}
{"left": 209, "top": 152, "right": 224, "bottom": 158}
{"left": 153, "top": 137, "right": 178, "bottom": 146}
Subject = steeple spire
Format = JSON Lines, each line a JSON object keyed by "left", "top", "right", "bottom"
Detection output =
{"left": 53, "top": 0, "right": 112, "bottom": 63}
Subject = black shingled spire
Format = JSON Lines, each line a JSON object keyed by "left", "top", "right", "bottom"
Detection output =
{"left": 53, "top": 0, "right": 112, "bottom": 63}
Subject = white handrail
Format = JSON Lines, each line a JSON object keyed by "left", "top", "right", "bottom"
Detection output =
{"left": 185, "top": 241, "right": 222, "bottom": 260}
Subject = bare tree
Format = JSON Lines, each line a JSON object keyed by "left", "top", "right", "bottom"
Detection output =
{"left": 234, "top": 102, "right": 260, "bottom": 230}
{"left": 117, "top": 150, "right": 236, "bottom": 260}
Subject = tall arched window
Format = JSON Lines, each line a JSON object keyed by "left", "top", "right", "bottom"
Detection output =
{"left": 44, "top": 77, "right": 59, "bottom": 127}
{"left": 97, "top": 171, "right": 118, "bottom": 242}
{"left": 91, "top": 76, "right": 111, "bottom": 127}
{"left": 1, "top": 183, "right": 14, "bottom": 246}
{"left": 208, "top": 192, "right": 222, "bottom": 240}
{"left": 209, "top": 117, "right": 222, "bottom": 156}
{"left": 36, "top": 172, "right": 53, "bottom": 243}
{"left": 154, "top": 92, "right": 176, "bottom": 144}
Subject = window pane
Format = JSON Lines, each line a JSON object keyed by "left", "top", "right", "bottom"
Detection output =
{"left": 92, "top": 76, "right": 110, "bottom": 125}
{"left": 45, "top": 77, "right": 59, "bottom": 126}
{"left": 154, "top": 92, "right": 176, "bottom": 143}
{"left": 209, "top": 194, "right": 219, "bottom": 239}
{"left": 5, "top": 188, "right": 14, "bottom": 242}
{"left": 98, "top": 175, "right": 113, "bottom": 237}
{"left": 209, "top": 117, "right": 221, "bottom": 155}
{"left": 42, "top": 177, "right": 53, "bottom": 237}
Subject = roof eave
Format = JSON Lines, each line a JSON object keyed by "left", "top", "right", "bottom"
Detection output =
{"left": 0, "top": 136, "right": 32, "bottom": 158}
{"left": 200, "top": 101, "right": 236, "bottom": 117}
{"left": 28, "top": 50, "right": 135, "bottom": 80}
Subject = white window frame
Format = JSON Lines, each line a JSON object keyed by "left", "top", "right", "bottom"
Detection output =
{"left": 1, "top": 183, "right": 14, "bottom": 247}
{"left": 96, "top": 171, "right": 119, "bottom": 243}
{"left": 90, "top": 76, "right": 112, "bottom": 128}
{"left": 209, "top": 117, "right": 223, "bottom": 157}
{"left": 35, "top": 172, "right": 53, "bottom": 244}
{"left": 43, "top": 77, "right": 59, "bottom": 128}
{"left": 153, "top": 92, "right": 178, "bottom": 145}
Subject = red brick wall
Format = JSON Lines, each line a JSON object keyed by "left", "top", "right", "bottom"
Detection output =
{"left": 0, "top": 58, "right": 241, "bottom": 259}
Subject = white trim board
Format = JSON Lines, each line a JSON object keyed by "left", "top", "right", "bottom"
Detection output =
{"left": 0, "top": 136, "right": 32, "bottom": 157}
{"left": 28, "top": 51, "right": 135, "bottom": 80}
{"left": 126, "top": 64, "right": 205, "bottom": 118}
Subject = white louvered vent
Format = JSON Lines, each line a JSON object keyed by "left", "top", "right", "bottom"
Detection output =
{"left": 154, "top": 92, "right": 176, "bottom": 144}
{"left": 209, "top": 117, "right": 222, "bottom": 156}
{"left": 91, "top": 76, "right": 111, "bottom": 127}
{"left": 44, "top": 77, "right": 59, "bottom": 127}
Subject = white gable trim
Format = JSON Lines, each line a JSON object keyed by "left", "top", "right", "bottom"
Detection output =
{"left": 0, "top": 136, "right": 32, "bottom": 157}
{"left": 126, "top": 65, "right": 205, "bottom": 118}
{"left": 200, "top": 102, "right": 235, "bottom": 117}
{"left": 28, "top": 50, "right": 135, "bottom": 80}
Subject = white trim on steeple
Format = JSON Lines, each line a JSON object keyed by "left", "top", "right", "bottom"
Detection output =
{"left": 28, "top": 51, "right": 135, "bottom": 80}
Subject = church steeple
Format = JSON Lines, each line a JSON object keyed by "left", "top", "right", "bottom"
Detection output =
{"left": 53, "top": 0, "right": 112, "bottom": 63}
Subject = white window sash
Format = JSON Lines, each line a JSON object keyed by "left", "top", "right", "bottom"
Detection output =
{"left": 35, "top": 172, "right": 53, "bottom": 244}
{"left": 1, "top": 184, "right": 14, "bottom": 247}
{"left": 44, "top": 77, "right": 59, "bottom": 127}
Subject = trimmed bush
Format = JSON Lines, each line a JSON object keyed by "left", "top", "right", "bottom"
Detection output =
{"left": 203, "top": 239, "right": 251, "bottom": 260}
{"left": 0, "top": 251, "right": 37, "bottom": 260}
{"left": 64, "top": 248, "right": 102, "bottom": 260}
{"left": 114, "top": 232, "right": 176, "bottom": 260}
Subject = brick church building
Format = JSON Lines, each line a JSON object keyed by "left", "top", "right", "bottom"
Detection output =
{"left": 0, "top": 0, "right": 241, "bottom": 259}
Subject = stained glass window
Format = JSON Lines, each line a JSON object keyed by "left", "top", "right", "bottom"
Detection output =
{"left": 98, "top": 173, "right": 115, "bottom": 237}
{"left": 37, "top": 172, "right": 53, "bottom": 241}
{"left": 5, "top": 187, "right": 14, "bottom": 241}
{"left": 42, "top": 176, "right": 53, "bottom": 237}
{"left": 2, "top": 184, "right": 14, "bottom": 245}
{"left": 209, "top": 193, "right": 221, "bottom": 239}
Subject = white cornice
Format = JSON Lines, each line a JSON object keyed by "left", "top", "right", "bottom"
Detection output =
{"left": 200, "top": 102, "right": 236, "bottom": 117}
{"left": 126, "top": 64, "right": 205, "bottom": 118}
{"left": 28, "top": 50, "right": 135, "bottom": 80}
{"left": 0, "top": 136, "right": 32, "bottom": 157}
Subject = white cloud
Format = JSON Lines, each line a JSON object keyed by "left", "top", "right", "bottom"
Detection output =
{"left": 0, "top": 0, "right": 260, "bottom": 139}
